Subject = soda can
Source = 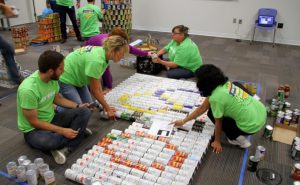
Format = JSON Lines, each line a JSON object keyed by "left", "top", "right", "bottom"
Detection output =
{"left": 82, "top": 167, "right": 95, "bottom": 177}
{"left": 117, "top": 165, "right": 131, "bottom": 173}
{"left": 17, "top": 155, "right": 27, "bottom": 166}
{"left": 34, "top": 158, "right": 44, "bottom": 168}
{"left": 292, "top": 111, "right": 300, "bottom": 124}
{"left": 71, "top": 163, "right": 84, "bottom": 172}
{"left": 292, "top": 146, "right": 300, "bottom": 161}
{"left": 82, "top": 154, "right": 94, "bottom": 161}
{"left": 263, "top": 125, "right": 273, "bottom": 139}
{"left": 16, "top": 165, "right": 27, "bottom": 182}
{"left": 291, "top": 163, "right": 300, "bottom": 180}
{"left": 6, "top": 161, "right": 17, "bottom": 177}
{"left": 65, "top": 169, "right": 77, "bottom": 181}
{"left": 143, "top": 172, "right": 157, "bottom": 182}
{"left": 125, "top": 174, "right": 140, "bottom": 183}
{"left": 161, "top": 171, "right": 176, "bottom": 180}
{"left": 247, "top": 156, "right": 259, "bottom": 172}
{"left": 139, "top": 158, "right": 153, "bottom": 166}
{"left": 92, "top": 145, "right": 105, "bottom": 153}
{"left": 254, "top": 145, "right": 266, "bottom": 161}
{"left": 127, "top": 154, "right": 140, "bottom": 163}
{"left": 155, "top": 157, "right": 169, "bottom": 165}
{"left": 130, "top": 168, "right": 145, "bottom": 178}
{"left": 44, "top": 170, "right": 55, "bottom": 185}
{"left": 27, "top": 163, "right": 38, "bottom": 177}
{"left": 22, "top": 159, "right": 31, "bottom": 169}
{"left": 26, "top": 169, "right": 37, "bottom": 185}
{"left": 157, "top": 177, "right": 172, "bottom": 184}
{"left": 165, "top": 166, "right": 179, "bottom": 174}
{"left": 292, "top": 137, "right": 300, "bottom": 150}
{"left": 276, "top": 113, "right": 284, "bottom": 124}
{"left": 38, "top": 163, "right": 49, "bottom": 179}
{"left": 284, "top": 116, "right": 292, "bottom": 125}
{"left": 76, "top": 159, "right": 88, "bottom": 167}
{"left": 75, "top": 173, "right": 87, "bottom": 184}
{"left": 113, "top": 170, "right": 127, "bottom": 179}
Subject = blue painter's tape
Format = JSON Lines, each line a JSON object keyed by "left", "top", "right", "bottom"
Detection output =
{"left": 237, "top": 135, "right": 251, "bottom": 185}
{"left": 0, "top": 170, "right": 28, "bottom": 185}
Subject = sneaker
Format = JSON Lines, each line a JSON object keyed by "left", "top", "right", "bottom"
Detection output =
{"left": 236, "top": 135, "right": 251, "bottom": 148}
{"left": 84, "top": 128, "right": 93, "bottom": 136}
{"left": 227, "top": 135, "right": 251, "bottom": 148}
{"left": 50, "top": 147, "right": 68, "bottom": 164}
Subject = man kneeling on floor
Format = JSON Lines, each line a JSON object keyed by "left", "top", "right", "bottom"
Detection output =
{"left": 17, "top": 50, "right": 91, "bottom": 164}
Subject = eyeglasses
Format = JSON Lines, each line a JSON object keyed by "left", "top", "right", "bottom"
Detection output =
{"left": 172, "top": 32, "right": 182, "bottom": 35}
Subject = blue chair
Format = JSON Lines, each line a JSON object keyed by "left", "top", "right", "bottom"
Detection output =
{"left": 251, "top": 8, "right": 277, "bottom": 47}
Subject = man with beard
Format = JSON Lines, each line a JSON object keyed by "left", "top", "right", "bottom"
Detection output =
{"left": 17, "top": 50, "right": 91, "bottom": 164}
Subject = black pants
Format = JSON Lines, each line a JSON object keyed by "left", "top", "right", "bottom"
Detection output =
{"left": 207, "top": 81, "right": 253, "bottom": 140}
{"left": 56, "top": 4, "right": 81, "bottom": 40}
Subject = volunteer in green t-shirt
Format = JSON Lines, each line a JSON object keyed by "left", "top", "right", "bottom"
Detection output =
{"left": 59, "top": 35, "right": 128, "bottom": 119}
{"left": 77, "top": 0, "right": 103, "bottom": 40}
{"left": 17, "top": 50, "right": 92, "bottom": 164}
{"left": 172, "top": 64, "right": 266, "bottom": 154}
{"left": 154, "top": 25, "right": 203, "bottom": 79}
{"left": 56, "top": 0, "right": 83, "bottom": 43}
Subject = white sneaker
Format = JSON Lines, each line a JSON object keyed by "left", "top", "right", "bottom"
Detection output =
{"left": 50, "top": 148, "right": 67, "bottom": 164}
{"left": 228, "top": 135, "right": 251, "bottom": 148}
{"left": 84, "top": 128, "right": 93, "bottom": 136}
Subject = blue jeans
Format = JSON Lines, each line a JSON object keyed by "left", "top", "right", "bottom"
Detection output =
{"left": 167, "top": 67, "right": 195, "bottom": 79}
{"left": 0, "top": 35, "right": 22, "bottom": 84}
{"left": 24, "top": 108, "right": 91, "bottom": 152}
{"left": 56, "top": 4, "right": 81, "bottom": 40}
{"left": 59, "top": 81, "right": 93, "bottom": 104}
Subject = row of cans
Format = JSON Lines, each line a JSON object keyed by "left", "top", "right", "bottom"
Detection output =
{"left": 105, "top": 9, "right": 132, "bottom": 15}
{"left": 275, "top": 109, "right": 300, "bottom": 125}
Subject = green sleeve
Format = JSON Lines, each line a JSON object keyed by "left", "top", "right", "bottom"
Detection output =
{"left": 209, "top": 99, "right": 224, "bottom": 119}
{"left": 97, "top": 7, "right": 102, "bottom": 20}
{"left": 19, "top": 89, "right": 38, "bottom": 110}
{"left": 164, "top": 40, "right": 173, "bottom": 53}
{"left": 85, "top": 60, "right": 104, "bottom": 79}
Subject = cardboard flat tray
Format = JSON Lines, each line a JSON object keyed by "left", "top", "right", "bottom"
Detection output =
{"left": 272, "top": 123, "right": 297, "bottom": 145}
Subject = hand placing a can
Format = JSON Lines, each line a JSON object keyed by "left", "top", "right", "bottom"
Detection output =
{"left": 105, "top": 106, "right": 117, "bottom": 120}
{"left": 211, "top": 140, "right": 222, "bottom": 154}
{"left": 170, "top": 119, "right": 185, "bottom": 127}
{"left": 150, "top": 53, "right": 159, "bottom": 63}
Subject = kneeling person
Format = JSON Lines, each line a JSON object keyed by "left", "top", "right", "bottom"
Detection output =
{"left": 17, "top": 50, "right": 91, "bottom": 164}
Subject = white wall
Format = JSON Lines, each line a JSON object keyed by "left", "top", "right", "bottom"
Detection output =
{"left": 132, "top": 0, "right": 300, "bottom": 46}
{"left": 5, "top": 0, "right": 300, "bottom": 45}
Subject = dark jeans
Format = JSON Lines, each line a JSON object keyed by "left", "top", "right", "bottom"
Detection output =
{"left": 56, "top": 4, "right": 81, "bottom": 40}
{"left": 24, "top": 108, "right": 91, "bottom": 152}
{"left": 0, "top": 35, "right": 22, "bottom": 84}
{"left": 167, "top": 67, "right": 195, "bottom": 79}
{"left": 207, "top": 81, "right": 253, "bottom": 140}
{"left": 49, "top": 0, "right": 58, "bottom": 12}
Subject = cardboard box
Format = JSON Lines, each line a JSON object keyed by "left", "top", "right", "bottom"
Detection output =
{"left": 272, "top": 123, "right": 297, "bottom": 145}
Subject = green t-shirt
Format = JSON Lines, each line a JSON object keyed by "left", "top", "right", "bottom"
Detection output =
{"left": 59, "top": 46, "right": 108, "bottom": 87}
{"left": 164, "top": 37, "right": 202, "bottom": 72}
{"left": 56, "top": 0, "right": 73, "bottom": 7}
{"left": 17, "top": 71, "right": 59, "bottom": 133}
{"left": 209, "top": 81, "right": 266, "bottom": 133}
{"left": 77, "top": 4, "right": 102, "bottom": 37}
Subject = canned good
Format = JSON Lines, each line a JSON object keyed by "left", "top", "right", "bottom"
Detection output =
{"left": 38, "top": 163, "right": 49, "bottom": 179}
{"left": 247, "top": 156, "right": 259, "bottom": 172}
{"left": 6, "top": 161, "right": 17, "bottom": 177}
{"left": 71, "top": 164, "right": 84, "bottom": 172}
{"left": 130, "top": 168, "right": 145, "bottom": 178}
{"left": 292, "top": 137, "right": 300, "bottom": 150}
{"left": 34, "top": 158, "right": 44, "bottom": 168}
{"left": 16, "top": 165, "right": 27, "bottom": 182}
{"left": 292, "top": 163, "right": 300, "bottom": 180}
{"left": 26, "top": 169, "right": 38, "bottom": 185}
{"left": 292, "top": 111, "right": 300, "bottom": 124}
{"left": 17, "top": 155, "right": 28, "bottom": 166}
{"left": 254, "top": 145, "right": 266, "bottom": 161}
{"left": 292, "top": 146, "right": 300, "bottom": 161}
{"left": 263, "top": 125, "right": 273, "bottom": 139}
{"left": 143, "top": 173, "right": 157, "bottom": 182}
{"left": 75, "top": 173, "right": 87, "bottom": 184}
{"left": 44, "top": 170, "right": 55, "bottom": 185}
{"left": 276, "top": 113, "right": 284, "bottom": 124}
{"left": 157, "top": 177, "right": 172, "bottom": 184}
{"left": 284, "top": 116, "right": 292, "bottom": 125}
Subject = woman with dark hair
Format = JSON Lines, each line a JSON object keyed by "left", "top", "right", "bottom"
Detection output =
{"left": 85, "top": 27, "right": 153, "bottom": 90}
{"left": 172, "top": 64, "right": 266, "bottom": 153}
{"left": 153, "top": 25, "right": 203, "bottom": 79}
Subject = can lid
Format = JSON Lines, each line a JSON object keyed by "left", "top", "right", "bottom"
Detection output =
{"left": 257, "top": 145, "right": 266, "bottom": 151}
{"left": 294, "top": 181, "right": 300, "bottom": 185}
{"left": 250, "top": 156, "right": 260, "bottom": 162}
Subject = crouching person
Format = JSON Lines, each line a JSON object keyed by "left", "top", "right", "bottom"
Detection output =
{"left": 17, "top": 50, "right": 91, "bottom": 164}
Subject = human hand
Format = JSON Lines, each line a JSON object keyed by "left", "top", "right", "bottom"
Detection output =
{"left": 76, "top": 2, "right": 80, "bottom": 9}
{"left": 211, "top": 140, "right": 222, "bottom": 154}
{"left": 2, "top": 5, "right": 15, "bottom": 18}
{"left": 147, "top": 51, "right": 155, "bottom": 56}
{"left": 79, "top": 103, "right": 90, "bottom": 108}
{"left": 62, "top": 128, "right": 78, "bottom": 139}
{"left": 101, "top": 9, "right": 106, "bottom": 15}
{"left": 106, "top": 106, "right": 116, "bottom": 120}
{"left": 170, "top": 119, "right": 185, "bottom": 127}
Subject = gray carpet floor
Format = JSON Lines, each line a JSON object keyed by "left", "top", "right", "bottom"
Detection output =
{"left": 0, "top": 23, "right": 300, "bottom": 185}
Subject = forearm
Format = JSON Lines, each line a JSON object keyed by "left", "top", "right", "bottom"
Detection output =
{"left": 157, "top": 58, "right": 178, "bottom": 68}
{"left": 214, "top": 119, "right": 223, "bottom": 142}
{"left": 156, "top": 49, "right": 166, "bottom": 56}
{"left": 54, "top": 94, "right": 78, "bottom": 109}
{"left": 30, "top": 119, "right": 64, "bottom": 135}
{"left": 130, "top": 46, "right": 148, "bottom": 57}
{"left": 182, "top": 98, "right": 210, "bottom": 123}
{"left": 91, "top": 87, "right": 110, "bottom": 110}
